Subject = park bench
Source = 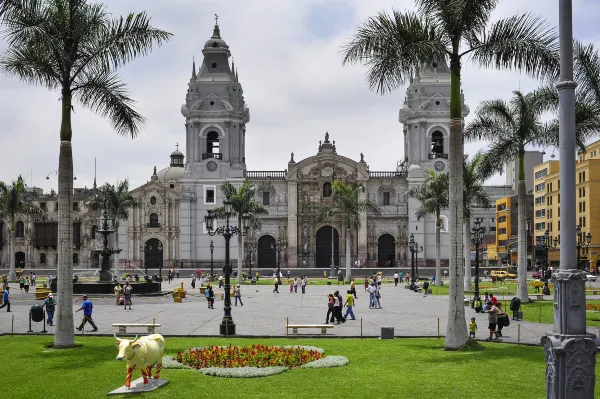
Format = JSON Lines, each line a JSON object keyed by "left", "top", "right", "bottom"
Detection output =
{"left": 286, "top": 324, "right": 334, "bottom": 335}
{"left": 531, "top": 294, "right": 544, "bottom": 300}
{"left": 112, "top": 323, "right": 161, "bottom": 334}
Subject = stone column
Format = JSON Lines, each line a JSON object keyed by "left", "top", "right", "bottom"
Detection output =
{"left": 358, "top": 188, "right": 368, "bottom": 263}
{"left": 287, "top": 182, "right": 298, "bottom": 268}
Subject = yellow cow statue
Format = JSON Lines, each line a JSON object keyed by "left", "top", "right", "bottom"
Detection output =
{"left": 114, "top": 333, "right": 165, "bottom": 389}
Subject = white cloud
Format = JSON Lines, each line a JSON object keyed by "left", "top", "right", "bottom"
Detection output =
{"left": 0, "top": 0, "right": 598, "bottom": 191}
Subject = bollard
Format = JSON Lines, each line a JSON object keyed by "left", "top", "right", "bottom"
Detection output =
{"left": 437, "top": 318, "right": 440, "bottom": 338}
{"left": 517, "top": 324, "right": 521, "bottom": 345}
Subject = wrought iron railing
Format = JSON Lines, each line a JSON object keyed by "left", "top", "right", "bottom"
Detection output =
{"left": 369, "top": 171, "right": 408, "bottom": 178}
{"left": 146, "top": 223, "right": 161, "bottom": 228}
{"left": 428, "top": 153, "right": 448, "bottom": 159}
{"left": 202, "top": 153, "right": 222, "bottom": 160}
{"left": 245, "top": 171, "right": 286, "bottom": 179}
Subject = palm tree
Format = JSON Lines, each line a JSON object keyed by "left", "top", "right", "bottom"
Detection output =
{"left": 407, "top": 170, "right": 448, "bottom": 286}
{"left": 86, "top": 180, "right": 138, "bottom": 282}
{"left": 342, "top": 2, "right": 558, "bottom": 348}
{"left": 211, "top": 182, "right": 268, "bottom": 279}
{"left": 0, "top": 0, "right": 171, "bottom": 348}
{"left": 465, "top": 91, "right": 550, "bottom": 303}
{"left": 319, "top": 181, "right": 379, "bottom": 282}
{"left": 0, "top": 177, "right": 45, "bottom": 281}
{"left": 462, "top": 153, "right": 492, "bottom": 293}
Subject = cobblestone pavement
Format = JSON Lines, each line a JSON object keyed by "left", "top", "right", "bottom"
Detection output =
{"left": 2, "top": 278, "right": 598, "bottom": 345}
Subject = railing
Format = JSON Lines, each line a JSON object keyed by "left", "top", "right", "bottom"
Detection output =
{"left": 428, "top": 153, "right": 448, "bottom": 160}
{"left": 245, "top": 171, "right": 286, "bottom": 179}
{"left": 202, "top": 153, "right": 222, "bottom": 160}
{"left": 369, "top": 171, "right": 407, "bottom": 178}
{"left": 146, "top": 223, "right": 161, "bottom": 228}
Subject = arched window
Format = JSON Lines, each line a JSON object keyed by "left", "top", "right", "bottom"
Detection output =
{"left": 206, "top": 131, "right": 220, "bottom": 158}
{"left": 149, "top": 213, "right": 159, "bottom": 227}
{"left": 150, "top": 196, "right": 157, "bottom": 205}
{"left": 91, "top": 225, "right": 98, "bottom": 239}
{"left": 322, "top": 182, "right": 332, "bottom": 198}
{"left": 431, "top": 131, "right": 444, "bottom": 157}
{"left": 73, "top": 253, "right": 79, "bottom": 264}
{"left": 15, "top": 221, "right": 24, "bottom": 238}
{"left": 40, "top": 253, "right": 47, "bottom": 264}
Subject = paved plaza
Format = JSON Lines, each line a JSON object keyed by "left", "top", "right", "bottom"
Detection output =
{"left": 3, "top": 277, "right": 593, "bottom": 346}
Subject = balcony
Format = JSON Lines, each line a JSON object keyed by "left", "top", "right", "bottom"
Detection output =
{"left": 369, "top": 171, "right": 407, "bottom": 178}
{"left": 245, "top": 171, "right": 286, "bottom": 179}
{"left": 428, "top": 153, "right": 448, "bottom": 160}
{"left": 146, "top": 223, "right": 161, "bottom": 228}
{"left": 202, "top": 153, "right": 222, "bottom": 160}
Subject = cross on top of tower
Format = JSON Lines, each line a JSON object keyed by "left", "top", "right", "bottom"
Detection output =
{"left": 176, "top": 142, "right": 179, "bottom": 151}
{"left": 214, "top": 14, "right": 219, "bottom": 25}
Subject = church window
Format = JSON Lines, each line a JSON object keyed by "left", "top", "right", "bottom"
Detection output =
{"left": 323, "top": 182, "right": 332, "bottom": 198}
{"left": 40, "top": 253, "right": 46, "bottom": 264}
{"left": 170, "top": 184, "right": 175, "bottom": 189}
{"left": 40, "top": 202, "right": 46, "bottom": 211}
{"left": 207, "top": 131, "right": 220, "bottom": 156}
{"left": 73, "top": 202, "right": 79, "bottom": 211}
{"left": 211, "top": 62, "right": 217, "bottom": 69}
{"left": 204, "top": 186, "right": 216, "bottom": 204}
{"left": 149, "top": 213, "right": 159, "bottom": 227}
{"left": 210, "top": 101, "right": 215, "bottom": 106}
{"left": 212, "top": 42, "right": 218, "bottom": 48}
{"left": 431, "top": 131, "right": 444, "bottom": 158}
{"left": 383, "top": 192, "right": 390, "bottom": 206}
{"left": 73, "top": 253, "right": 79, "bottom": 264}
{"left": 16, "top": 221, "right": 24, "bottom": 238}
{"left": 435, "top": 101, "right": 440, "bottom": 106}
{"left": 91, "top": 225, "right": 98, "bottom": 239}
{"left": 151, "top": 196, "right": 157, "bottom": 205}
{"left": 263, "top": 192, "right": 270, "bottom": 206}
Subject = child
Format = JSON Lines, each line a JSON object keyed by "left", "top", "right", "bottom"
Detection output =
{"left": 469, "top": 317, "right": 477, "bottom": 338}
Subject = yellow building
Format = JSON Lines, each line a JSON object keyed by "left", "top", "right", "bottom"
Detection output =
{"left": 495, "top": 196, "right": 518, "bottom": 267}
{"left": 533, "top": 140, "right": 600, "bottom": 271}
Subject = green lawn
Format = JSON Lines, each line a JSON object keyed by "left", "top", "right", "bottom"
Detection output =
{"left": 0, "top": 336, "right": 590, "bottom": 398}
{"left": 520, "top": 300, "right": 600, "bottom": 327}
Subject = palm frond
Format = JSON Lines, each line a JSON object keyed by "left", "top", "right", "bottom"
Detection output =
{"left": 467, "top": 13, "right": 559, "bottom": 81}
{"left": 341, "top": 10, "right": 448, "bottom": 94}
{"left": 574, "top": 41, "right": 600, "bottom": 105}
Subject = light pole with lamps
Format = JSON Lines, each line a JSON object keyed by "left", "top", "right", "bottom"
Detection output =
{"left": 209, "top": 240, "right": 214, "bottom": 281}
{"left": 471, "top": 218, "right": 484, "bottom": 300}
{"left": 271, "top": 237, "right": 286, "bottom": 284}
{"left": 408, "top": 234, "right": 423, "bottom": 290}
{"left": 204, "top": 199, "right": 250, "bottom": 336}
{"left": 537, "top": 230, "right": 557, "bottom": 296}
{"left": 576, "top": 224, "right": 592, "bottom": 270}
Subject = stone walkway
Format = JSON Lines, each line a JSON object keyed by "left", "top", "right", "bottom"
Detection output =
{"left": 2, "top": 278, "right": 598, "bottom": 346}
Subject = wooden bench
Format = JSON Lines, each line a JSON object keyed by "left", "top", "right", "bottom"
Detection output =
{"left": 286, "top": 324, "right": 333, "bottom": 335}
{"left": 112, "top": 323, "right": 161, "bottom": 334}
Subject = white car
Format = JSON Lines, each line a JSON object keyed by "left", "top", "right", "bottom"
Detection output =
{"left": 587, "top": 274, "right": 597, "bottom": 282}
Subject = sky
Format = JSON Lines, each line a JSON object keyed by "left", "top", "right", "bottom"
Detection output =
{"left": 0, "top": 0, "right": 599, "bottom": 193}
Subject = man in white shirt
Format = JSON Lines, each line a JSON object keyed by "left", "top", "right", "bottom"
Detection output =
{"left": 393, "top": 272, "right": 399, "bottom": 286}
{"left": 368, "top": 284, "right": 377, "bottom": 309}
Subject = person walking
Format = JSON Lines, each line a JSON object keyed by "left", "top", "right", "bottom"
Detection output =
{"left": 273, "top": 276, "right": 279, "bottom": 293}
{"left": 334, "top": 291, "right": 346, "bottom": 324}
{"left": 123, "top": 282, "right": 133, "bottom": 310}
{"left": 167, "top": 270, "right": 172, "bottom": 283}
{"left": 393, "top": 272, "right": 399, "bottom": 286}
{"left": 301, "top": 276, "right": 306, "bottom": 294}
{"left": 343, "top": 289, "right": 356, "bottom": 320}
{"left": 495, "top": 303, "right": 507, "bottom": 338}
{"left": 486, "top": 301, "right": 499, "bottom": 341}
{"left": 114, "top": 283, "right": 122, "bottom": 306}
{"left": 368, "top": 283, "right": 377, "bottom": 309}
{"left": 293, "top": 278, "right": 298, "bottom": 293}
{"left": 191, "top": 276, "right": 196, "bottom": 289}
{"left": 350, "top": 279, "right": 357, "bottom": 299}
{"left": 325, "top": 294, "right": 335, "bottom": 324}
{"left": 31, "top": 273, "right": 36, "bottom": 287}
{"left": 43, "top": 293, "right": 56, "bottom": 325}
{"left": 234, "top": 284, "right": 244, "bottom": 306}
{"left": 175, "top": 267, "right": 180, "bottom": 279}
{"left": 76, "top": 295, "right": 98, "bottom": 332}
{"left": 19, "top": 275, "right": 25, "bottom": 291}
{"left": 0, "top": 286, "right": 10, "bottom": 312}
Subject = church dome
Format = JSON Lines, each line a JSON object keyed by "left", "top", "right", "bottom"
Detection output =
{"left": 170, "top": 149, "right": 184, "bottom": 158}
{"left": 204, "top": 25, "right": 229, "bottom": 50}
{"left": 156, "top": 167, "right": 184, "bottom": 182}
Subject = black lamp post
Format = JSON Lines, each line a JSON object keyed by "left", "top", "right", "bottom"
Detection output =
{"left": 471, "top": 218, "right": 484, "bottom": 300}
{"left": 205, "top": 199, "right": 250, "bottom": 336}
{"left": 271, "top": 237, "right": 287, "bottom": 285}
{"left": 408, "top": 233, "right": 423, "bottom": 290}
{"left": 537, "top": 230, "right": 558, "bottom": 295}
{"left": 209, "top": 240, "right": 214, "bottom": 281}
{"left": 157, "top": 241, "right": 163, "bottom": 279}
{"left": 576, "top": 224, "right": 592, "bottom": 270}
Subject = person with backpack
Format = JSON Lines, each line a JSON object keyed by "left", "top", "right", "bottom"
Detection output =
{"left": 43, "top": 293, "right": 56, "bottom": 325}
{"left": 205, "top": 285, "right": 214, "bottom": 309}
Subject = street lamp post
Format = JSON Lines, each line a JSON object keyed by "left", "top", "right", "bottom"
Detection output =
{"left": 471, "top": 218, "right": 484, "bottom": 300}
{"left": 209, "top": 240, "right": 214, "bottom": 282}
{"left": 408, "top": 234, "right": 423, "bottom": 290}
{"left": 543, "top": 1, "right": 599, "bottom": 397}
{"left": 271, "top": 238, "right": 286, "bottom": 285}
{"left": 576, "top": 224, "right": 592, "bottom": 270}
{"left": 205, "top": 199, "right": 250, "bottom": 336}
{"left": 157, "top": 242, "right": 163, "bottom": 279}
{"left": 537, "top": 230, "right": 558, "bottom": 296}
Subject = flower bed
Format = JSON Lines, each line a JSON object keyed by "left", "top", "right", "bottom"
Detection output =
{"left": 586, "top": 304, "right": 600, "bottom": 312}
{"left": 176, "top": 345, "right": 323, "bottom": 369}
{"left": 165, "top": 345, "right": 348, "bottom": 378}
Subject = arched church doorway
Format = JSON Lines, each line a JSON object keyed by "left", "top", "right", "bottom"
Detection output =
{"left": 145, "top": 238, "right": 163, "bottom": 271}
{"left": 316, "top": 226, "right": 339, "bottom": 268}
{"left": 15, "top": 251, "right": 25, "bottom": 268}
{"left": 377, "top": 234, "right": 396, "bottom": 267}
{"left": 257, "top": 236, "right": 276, "bottom": 269}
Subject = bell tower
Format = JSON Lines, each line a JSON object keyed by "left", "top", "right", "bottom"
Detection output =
{"left": 179, "top": 19, "right": 250, "bottom": 265}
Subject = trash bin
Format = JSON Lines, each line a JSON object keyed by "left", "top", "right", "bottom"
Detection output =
{"left": 31, "top": 304, "right": 44, "bottom": 323}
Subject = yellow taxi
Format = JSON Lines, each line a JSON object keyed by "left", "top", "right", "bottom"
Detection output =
{"left": 490, "top": 270, "right": 518, "bottom": 279}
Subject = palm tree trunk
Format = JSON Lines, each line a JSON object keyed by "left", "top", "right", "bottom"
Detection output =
{"left": 463, "top": 217, "right": 472, "bottom": 293}
{"left": 9, "top": 222, "right": 16, "bottom": 281}
{"left": 113, "top": 227, "right": 120, "bottom": 282}
{"left": 435, "top": 214, "right": 441, "bottom": 286}
{"left": 54, "top": 92, "right": 75, "bottom": 348}
{"left": 237, "top": 230, "right": 243, "bottom": 281}
{"left": 346, "top": 228, "right": 352, "bottom": 282}
{"left": 517, "top": 154, "right": 529, "bottom": 303}
{"left": 445, "top": 59, "right": 468, "bottom": 349}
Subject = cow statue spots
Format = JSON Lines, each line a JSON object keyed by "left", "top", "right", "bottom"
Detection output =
{"left": 114, "top": 333, "right": 165, "bottom": 389}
